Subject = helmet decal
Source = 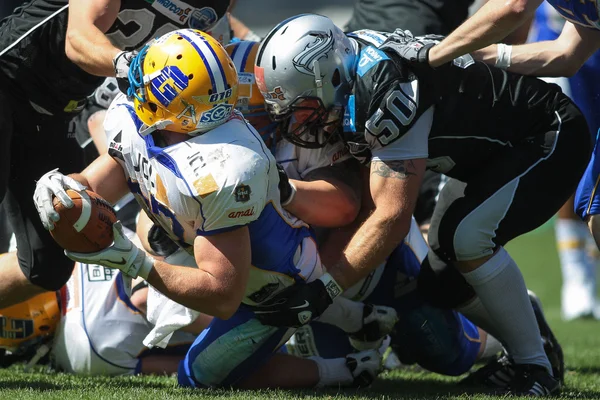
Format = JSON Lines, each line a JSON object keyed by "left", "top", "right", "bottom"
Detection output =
{"left": 292, "top": 31, "right": 335, "bottom": 75}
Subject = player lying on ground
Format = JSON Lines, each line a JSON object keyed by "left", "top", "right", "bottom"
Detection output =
{"left": 33, "top": 29, "right": 392, "bottom": 389}
{"left": 253, "top": 15, "right": 586, "bottom": 396}
{"left": 0, "top": 223, "right": 203, "bottom": 375}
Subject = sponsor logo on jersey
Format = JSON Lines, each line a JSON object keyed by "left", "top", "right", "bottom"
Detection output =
{"left": 86, "top": 264, "right": 116, "bottom": 282}
{"left": 357, "top": 46, "right": 389, "bottom": 77}
{"left": 228, "top": 207, "right": 255, "bottom": 219}
{"left": 233, "top": 184, "right": 252, "bottom": 203}
{"left": 292, "top": 30, "right": 335, "bottom": 75}
{"left": 153, "top": 0, "right": 192, "bottom": 23}
{"left": 188, "top": 7, "right": 218, "bottom": 30}
{"left": 330, "top": 147, "right": 349, "bottom": 163}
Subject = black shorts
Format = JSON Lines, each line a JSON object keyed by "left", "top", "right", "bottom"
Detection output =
{"left": 0, "top": 91, "right": 86, "bottom": 291}
{"left": 429, "top": 98, "right": 591, "bottom": 262}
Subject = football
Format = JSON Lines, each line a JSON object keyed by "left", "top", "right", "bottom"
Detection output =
{"left": 50, "top": 189, "right": 117, "bottom": 253}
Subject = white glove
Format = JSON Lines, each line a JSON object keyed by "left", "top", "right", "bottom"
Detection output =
{"left": 66, "top": 221, "right": 155, "bottom": 280}
{"left": 113, "top": 50, "right": 138, "bottom": 95}
{"left": 33, "top": 168, "right": 87, "bottom": 230}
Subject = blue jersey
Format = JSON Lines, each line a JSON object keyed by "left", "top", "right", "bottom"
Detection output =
{"left": 545, "top": 0, "right": 600, "bottom": 30}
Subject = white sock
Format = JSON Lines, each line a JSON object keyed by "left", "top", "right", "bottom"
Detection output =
{"left": 555, "top": 218, "right": 596, "bottom": 297}
{"left": 481, "top": 333, "right": 504, "bottom": 360}
{"left": 318, "top": 296, "right": 364, "bottom": 333}
{"left": 456, "top": 297, "right": 504, "bottom": 346}
{"left": 461, "top": 247, "right": 551, "bottom": 373}
{"left": 309, "top": 356, "right": 353, "bottom": 387}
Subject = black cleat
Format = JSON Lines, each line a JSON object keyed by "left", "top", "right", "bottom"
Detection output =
{"left": 460, "top": 351, "right": 515, "bottom": 389}
{"left": 509, "top": 364, "right": 561, "bottom": 396}
{"left": 528, "top": 290, "right": 565, "bottom": 384}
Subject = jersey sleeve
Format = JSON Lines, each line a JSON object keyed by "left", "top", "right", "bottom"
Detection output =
{"left": 104, "top": 94, "right": 132, "bottom": 168}
{"left": 194, "top": 149, "right": 270, "bottom": 235}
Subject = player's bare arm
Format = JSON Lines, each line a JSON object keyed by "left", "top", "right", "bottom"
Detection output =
{"left": 327, "top": 159, "right": 425, "bottom": 290}
{"left": 427, "top": 0, "right": 542, "bottom": 67}
{"left": 284, "top": 159, "right": 362, "bottom": 227}
{"left": 472, "top": 21, "right": 600, "bottom": 77}
{"left": 146, "top": 227, "right": 251, "bottom": 319}
{"left": 71, "top": 153, "right": 130, "bottom": 204}
{"left": 66, "top": 0, "right": 122, "bottom": 76}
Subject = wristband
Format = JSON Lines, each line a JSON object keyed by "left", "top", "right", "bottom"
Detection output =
{"left": 318, "top": 273, "right": 343, "bottom": 300}
{"left": 243, "top": 30, "right": 262, "bottom": 42}
{"left": 495, "top": 43, "right": 512, "bottom": 70}
{"left": 137, "top": 254, "right": 156, "bottom": 280}
{"left": 281, "top": 181, "right": 297, "bottom": 207}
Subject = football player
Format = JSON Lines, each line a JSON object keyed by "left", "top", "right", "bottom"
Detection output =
{"left": 252, "top": 15, "right": 590, "bottom": 395}
{"left": 0, "top": 239, "right": 200, "bottom": 375}
{"left": 33, "top": 30, "right": 384, "bottom": 389}
{"left": 0, "top": 0, "right": 232, "bottom": 310}
{"left": 226, "top": 40, "right": 504, "bottom": 379}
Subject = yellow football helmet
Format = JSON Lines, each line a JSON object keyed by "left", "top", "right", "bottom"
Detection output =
{"left": 129, "top": 29, "right": 239, "bottom": 136}
{"left": 0, "top": 291, "right": 60, "bottom": 353}
{"left": 225, "top": 41, "right": 278, "bottom": 149}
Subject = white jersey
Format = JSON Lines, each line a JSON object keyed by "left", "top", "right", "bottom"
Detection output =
{"left": 105, "top": 95, "right": 321, "bottom": 306}
{"left": 51, "top": 261, "right": 195, "bottom": 375}
{"left": 275, "top": 139, "right": 351, "bottom": 180}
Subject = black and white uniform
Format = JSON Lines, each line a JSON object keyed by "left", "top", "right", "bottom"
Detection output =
{"left": 342, "top": 31, "right": 591, "bottom": 289}
{"left": 0, "top": 0, "right": 228, "bottom": 291}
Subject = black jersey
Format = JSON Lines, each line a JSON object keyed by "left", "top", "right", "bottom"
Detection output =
{"left": 0, "top": 0, "right": 228, "bottom": 115}
{"left": 342, "top": 30, "right": 567, "bottom": 181}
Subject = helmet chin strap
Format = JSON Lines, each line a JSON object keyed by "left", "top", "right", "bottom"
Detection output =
{"left": 313, "top": 59, "right": 324, "bottom": 101}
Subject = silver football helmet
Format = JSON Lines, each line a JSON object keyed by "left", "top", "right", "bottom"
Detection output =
{"left": 255, "top": 14, "right": 357, "bottom": 148}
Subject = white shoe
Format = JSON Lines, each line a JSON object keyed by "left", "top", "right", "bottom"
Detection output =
{"left": 345, "top": 349, "right": 382, "bottom": 387}
{"left": 561, "top": 281, "right": 598, "bottom": 320}
{"left": 349, "top": 304, "right": 398, "bottom": 351}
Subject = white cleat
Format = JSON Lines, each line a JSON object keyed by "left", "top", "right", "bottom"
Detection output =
{"left": 561, "top": 281, "right": 598, "bottom": 320}
{"left": 349, "top": 304, "right": 398, "bottom": 351}
{"left": 345, "top": 349, "right": 382, "bottom": 387}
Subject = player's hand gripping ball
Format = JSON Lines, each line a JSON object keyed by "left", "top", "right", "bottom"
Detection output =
{"left": 50, "top": 189, "right": 118, "bottom": 253}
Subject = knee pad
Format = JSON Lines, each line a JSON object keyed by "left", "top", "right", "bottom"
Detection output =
{"left": 20, "top": 246, "right": 74, "bottom": 291}
{"left": 417, "top": 255, "right": 476, "bottom": 309}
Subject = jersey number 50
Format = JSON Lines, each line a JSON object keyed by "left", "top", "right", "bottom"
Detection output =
{"left": 366, "top": 89, "right": 417, "bottom": 145}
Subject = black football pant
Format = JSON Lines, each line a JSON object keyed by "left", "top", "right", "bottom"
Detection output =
{"left": 0, "top": 92, "right": 86, "bottom": 291}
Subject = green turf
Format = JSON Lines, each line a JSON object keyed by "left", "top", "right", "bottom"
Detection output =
{"left": 1, "top": 225, "right": 599, "bottom": 399}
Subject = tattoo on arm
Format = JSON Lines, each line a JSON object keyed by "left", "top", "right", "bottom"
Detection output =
{"left": 371, "top": 160, "right": 417, "bottom": 180}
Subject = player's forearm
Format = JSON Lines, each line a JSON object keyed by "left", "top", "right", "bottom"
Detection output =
{"left": 327, "top": 210, "right": 410, "bottom": 290}
{"left": 146, "top": 260, "right": 243, "bottom": 320}
{"left": 474, "top": 42, "right": 577, "bottom": 76}
{"left": 428, "top": 0, "right": 540, "bottom": 67}
{"left": 65, "top": 30, "right": 120, "bottom": 76}
{"left": 76, "top": 153, "right": 130, "bottom": 204}
{"left": 285, "top": 179, "right": 359, "bottom": 227}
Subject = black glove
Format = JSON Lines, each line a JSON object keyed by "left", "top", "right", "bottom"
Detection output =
{"left": 253, "top": 274, "right": 342, "bottom": 328}
{"left": 380, "top": 30, "right": 442, "bottom": 65}
{"left": 277, "top": 163, "right": 295, "bottom": 206}
{"left": 113, "top": 50, "right": 138, "bottom": 95}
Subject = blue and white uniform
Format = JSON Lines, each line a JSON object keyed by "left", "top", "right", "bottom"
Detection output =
{"left": 51, "top": 230, "right": 195, "bottom": 375}
{"left": 277, "top": 139, "right": 481, "bottom": 377}
{"left": 537, "top": 1, "right": 600, "bottom": 219}
{"left": 104, "top": 94, "right": 323, "bottom": 387}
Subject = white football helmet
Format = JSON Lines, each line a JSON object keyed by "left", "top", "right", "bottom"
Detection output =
{"left": 254, "top": 14, "right": 357, "bottom": 148}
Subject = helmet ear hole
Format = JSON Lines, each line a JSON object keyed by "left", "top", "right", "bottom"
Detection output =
{"left": 188, "top": 74, "right": 194, "bottom": 80}
{"left": 331, "top": 68, "right": 341, "bottom": 88}
{"left": 272, "top": 56, "right": 277, "bottom": 70}
{"left": 149, "top": 102, "right": 158, "bottom": 113}
{"left": 177, "top": 54, "right": 183, "bottom": 60}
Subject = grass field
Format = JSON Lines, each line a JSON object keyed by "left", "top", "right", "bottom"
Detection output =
{"left": 1, "top": 221, "right": 598, "bottom": 399}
